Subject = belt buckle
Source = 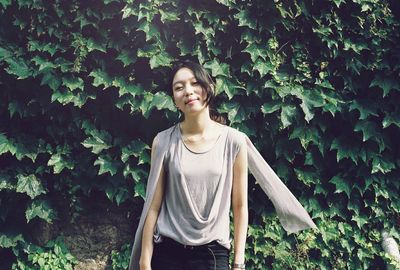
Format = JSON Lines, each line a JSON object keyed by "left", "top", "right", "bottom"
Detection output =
{"left": 183, "top": 244, "right": 194, "bottom": 250}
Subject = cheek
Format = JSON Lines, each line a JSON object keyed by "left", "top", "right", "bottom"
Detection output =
{"left": 201, "top": 88, "right": 208, "bottom": 100}
{"left": 173, "top": 92, "right": 182, "bottom": 104}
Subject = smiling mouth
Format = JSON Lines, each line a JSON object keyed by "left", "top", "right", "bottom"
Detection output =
{"left": 186, "top": 99, "right": 198, "bottom": 104}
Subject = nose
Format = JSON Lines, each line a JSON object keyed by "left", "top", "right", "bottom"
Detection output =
{"left": 184, "top": 83, "right": 195, "bottom": 96}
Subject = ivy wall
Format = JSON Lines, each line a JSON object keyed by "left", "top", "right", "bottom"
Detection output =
{"left": 0, "top": 0, "right": 400, "bottom": 269}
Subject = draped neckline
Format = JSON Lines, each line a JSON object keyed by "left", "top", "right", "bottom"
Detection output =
{"left": 177, "top": 122, "right": 227, "bottom": 154}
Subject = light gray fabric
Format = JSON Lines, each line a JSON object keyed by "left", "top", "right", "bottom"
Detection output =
{"left": 153, "top": 124, "right": 241, "bottom": 249}
{"left": 128, "top": 124, "right": 317, "bottom": 270}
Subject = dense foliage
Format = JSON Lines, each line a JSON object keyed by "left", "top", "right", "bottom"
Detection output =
{"left": 1, "top": 0, "right": 399, "bottom": 269}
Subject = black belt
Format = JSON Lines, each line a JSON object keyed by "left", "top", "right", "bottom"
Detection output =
{"left": 161, "top": 237, "right": 220, "bottom": 250}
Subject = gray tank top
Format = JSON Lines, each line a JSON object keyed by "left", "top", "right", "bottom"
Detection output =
{"left": 154, "top": 123, "right": 245, "bottom": 249}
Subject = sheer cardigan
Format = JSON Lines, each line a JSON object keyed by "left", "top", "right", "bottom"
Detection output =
{"left": 128, "top": 125, "right": 317, "bottom": 270}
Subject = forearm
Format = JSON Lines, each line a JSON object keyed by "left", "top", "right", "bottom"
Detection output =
{"left": 140, "top": 209, "right": 159, "bottom": 266}
{"left": 233, "top": 205, "right": 248, "bottom": 264}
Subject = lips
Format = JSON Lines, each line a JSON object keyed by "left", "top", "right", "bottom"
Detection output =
{"left": 185, "top": 98, "right": 199, "bottom": 104}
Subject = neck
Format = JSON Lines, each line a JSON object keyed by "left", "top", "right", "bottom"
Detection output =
{"left": 181, "top": 108, "right": 214, "bottom": 134}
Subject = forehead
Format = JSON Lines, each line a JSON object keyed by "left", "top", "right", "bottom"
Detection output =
{"left": 172, "top": 67, "right": 196, "bottom": 85}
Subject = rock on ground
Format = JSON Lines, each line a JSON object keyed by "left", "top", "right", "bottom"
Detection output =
{"left": 32, "top": 191, "right": 143, "bottom": 270}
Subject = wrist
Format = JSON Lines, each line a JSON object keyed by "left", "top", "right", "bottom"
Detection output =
{"left": 232, "top": 262, "right": 246, "bottom": 269}
{"left": 139, "top": 257, "right": 151, "bottom": 267}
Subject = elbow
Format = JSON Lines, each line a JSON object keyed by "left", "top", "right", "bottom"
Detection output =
{"left": 232, "top": 202, "right": 248, "bottom": 215}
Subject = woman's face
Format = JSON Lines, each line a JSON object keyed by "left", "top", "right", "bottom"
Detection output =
{"left": 172, "top": 67, "right": 208, "bottom": 115}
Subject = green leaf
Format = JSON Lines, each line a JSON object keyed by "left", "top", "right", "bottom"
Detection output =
{"left": 47, "top": 154, "right": 74, "bottom": 174}
{"left": 0, "top": 173, "right": 14, "bottom": 191}
{"left": 215, "top": 0, "right": 235, "bottom": 7}
{"left": 0, "top": 233, "right": 24, "bottom": 248}
{"left": 115, "top": 50, "right": 136, "bottom": 67}
{"left": 216, "top": 77, "right": 241, "bottom": 99}
{"left": 139, "top": 92, "right": 175, "bottom": 118}
{"left": 13, "top": 141, "right": 38, "bottom": 162}
{"left": 112, "top": 78, "right": 143, "bottom": 97}
{"left": 329, "top": 175, "right": 351, "bottom": 198}
{"left": 203, "top": 59, "right": 230, "bottom": 77}
{"left": 41, "top": 72, "right": 61, "bottom": 91}
{"left": 62, "top": 76, "right": 84, "bottom": 91}
{"left": 314, "top": 183, "right": 328, "bottom": 196}
{"left": 353, "top": 120, "right": 379, "bottom": 142}
{"left": 315, "top": 78, "right": 335, "bottom": 90}
{"left": 299, "top": 90, "right": 325, "bottom": 122}
{"left": 31, "top": 55, "right": 57, "bottom": 72}
{"left": 137, "top": 44, "right": 159, "bottom": 58}
{"left": 121, "top": 140, "right": 150, "bottom": 163}
{"left": 134, "top": 181, "right": 146, "bottom": 199}
{"left": 382, "top": 111, "right": 400, "bottom": 128}
{"left": 275, "top": 138, "right": 299, "bottom": 162}
{"left": 16, "top": 174, "right": 46, "bottom": 199}
{"left": 81, "top": 131, "right": 112, "bottom": 154}
{"left": 25, "top": 199, "right": 57, "bottom": 223}
{"left": 159, "top": 9, "right": 179, "bottom": 23}
{"left": 219, "top": 101, "right": 249, "bottom": 124}
{"left": 274, "top": 84, "right": 302, "bottom": 99}
{"left": 0, "top": 0, "right": 11, "bottom": 9}
{"left": 86, "top": 37, "right": 107, "bottom": 53}
{"left": 50, "top": 88, "right": 95, "bottom": 108}
{"left": 370, "top": 74, "right": 400, "bottom": 97}
{"left": 152, "top": 92, "right": 176, "bottom": 111}
{"left": 0, "top": 133, "right": 13, "bottom": 155}
{"left": 243, "top": 43, "right": 267, "bottom": 63}
{"left": 371, "top": 155, "right": 395, "bottom": 174}
{"left": 115, "top": 188, "right": 129, "bottom": 205}
{"left": 121, "top": 5, "right": 137, "bottom": 19}
{"left": 234, "top": 10, "right": 257, "bottom": 30}
{"left": 89, "top": 69, "right": 113, "bottom": 89}
{"left": 320, "top": 90, "right": 345, "bottom": 116}
{"left": 4, "top": 57, "right": 31, "bottom": 79}
{"left": 50, "top": 89, "right": 75, "bottom": 104}
{"left": 289, "top": 125, "right": 321, "bottom": 150}
{"left": 280, "top": 104, "right": 297, "bottom": 128}
{"left": 351, "top": 215, "right": 368, "bottom": 229}
{"left": 137, "top": 20, "right": 160, "bottom": 42}
{"left": 7, "top": 100, "right": 22, "bottom": 118}
{"left": 94, "top": 155, "right": 118, "bottom": 176}
{"left": 293, "top": 168, "right": 318, "bottom": 187}
{"left": 123, "top": 164, "right": 146, "bottom": 181}
{"left": 354, "top": 174, "right": 375, "bottom": 195}
{"left": 253, "top": 58, "right": 274, "bottom": 77}
{"left": 330, "top": 137, "right": 362, "bottom": 164}
{"left": 349, "top": 100, "right": 379, "bottom": 120}
{"left": 0, "top": 46, "right": 12, "bottom": 61}
{"left": 261, "top": 101, "right": 281, "bottom": 114}
{"left": 149, "top": 51, "right": 173, "bottom": 69}
{"left": 332, "top": 0, "right": 345, "bottom": 8}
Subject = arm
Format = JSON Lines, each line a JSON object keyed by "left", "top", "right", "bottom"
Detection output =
{"left": 139, "top": 136, "right": 166, "bottom": 270}
{"left": 232, "top": 140, "right": 248, "bottom": 268}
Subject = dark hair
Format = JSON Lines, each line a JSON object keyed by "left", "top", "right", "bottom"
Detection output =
{"left": 169, "top": 60, "right": 226, "bottom": 125}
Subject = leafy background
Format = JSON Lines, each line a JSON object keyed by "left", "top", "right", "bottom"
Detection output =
{"left": 1, "top": 0, "right": 400, "bottom": 269}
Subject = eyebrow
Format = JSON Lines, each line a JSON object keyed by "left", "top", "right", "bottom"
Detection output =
{"left": 172, "top": 77, "right": 196, "bottom": 86}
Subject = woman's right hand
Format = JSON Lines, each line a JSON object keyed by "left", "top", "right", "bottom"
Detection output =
{"left": 139, "top": 259, "right": 151, "bottom": 270}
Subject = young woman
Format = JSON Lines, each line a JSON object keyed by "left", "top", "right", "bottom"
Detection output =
{"left": 129, "top": 60, "right": 316, "bottom": 270}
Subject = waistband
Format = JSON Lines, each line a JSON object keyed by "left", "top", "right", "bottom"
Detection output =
{"left": 161, "top": 237, "right": 221, "bottom": 250}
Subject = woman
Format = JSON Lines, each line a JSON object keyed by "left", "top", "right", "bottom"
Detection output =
{"left": 129, "top": 60, "right": 316, "bottom": 270}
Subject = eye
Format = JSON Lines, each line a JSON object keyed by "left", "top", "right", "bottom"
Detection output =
{"left": 174, "top": 86, "right": 183, "bottom": 91}
{"left": 192, "top": 81, "right": 199, "bottom": 86}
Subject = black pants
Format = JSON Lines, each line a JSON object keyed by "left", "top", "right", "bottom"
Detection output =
{"left": 151, "top": 237, "right": 230, "bottom": 270}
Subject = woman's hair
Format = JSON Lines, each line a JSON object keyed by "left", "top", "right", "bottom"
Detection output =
{"left": 169, "top": 60, "right": 226, "bottom": 125}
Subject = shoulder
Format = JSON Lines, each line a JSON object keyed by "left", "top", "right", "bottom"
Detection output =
{"left": 225, "top": 126, "right": 247, "bottom": 157}
{"left": 225, "top": 125, "right": 247, "bottom": 144}
{"left": 151, "top": 124, "right": 178, "bottom": 150}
